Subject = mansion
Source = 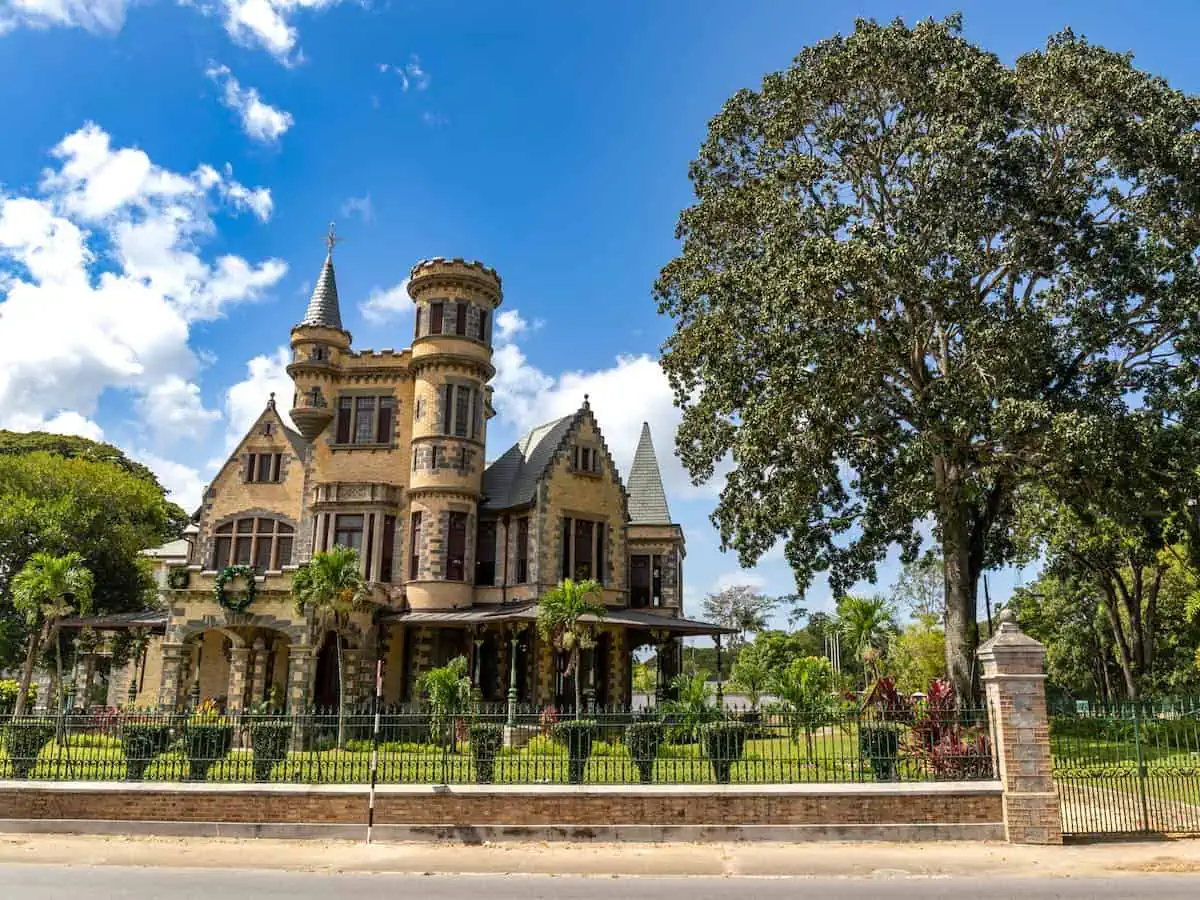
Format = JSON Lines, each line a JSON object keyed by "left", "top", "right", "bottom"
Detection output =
{"left": 86, "top": 242, "right": 722, "bottom": 714}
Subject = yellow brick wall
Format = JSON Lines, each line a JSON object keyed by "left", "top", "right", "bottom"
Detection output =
{"left": 308, "top": 374, "right": 415, "bottom": 486}
{"left": 538, "top": 416, "right": 628, "bottom": 604}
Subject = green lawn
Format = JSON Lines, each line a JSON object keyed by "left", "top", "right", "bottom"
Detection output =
{"left": 0, "top": 727, "right": 954, "bottom": 786}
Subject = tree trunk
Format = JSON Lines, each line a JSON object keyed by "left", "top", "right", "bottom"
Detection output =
{"left": 12, "top": 624, "right": 42, "bottom": 719}
{"left": 335, "top": 633, "right": 346, "bottom": 749}
{"left": 938, "top": 479, "right": 978, "bottom": 704}
{"left": 1099, "top": 581, "right": 1138, "bottom": 699}
{"left": 573, "top": 645, "right": 583, "bottom": 720}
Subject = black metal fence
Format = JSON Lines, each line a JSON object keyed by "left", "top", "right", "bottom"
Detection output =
{"left": 0, "top": 703, "right": 994, "bottom": 786}
{"left": 1051, "top": 701, "right": 1200, "bottom": 836}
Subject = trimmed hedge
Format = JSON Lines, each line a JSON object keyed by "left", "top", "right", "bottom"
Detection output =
{"left": 859, "top": 723, "right": 902, "bottom": 781}
{"left": 121, "top": 723, "right": 172, "bottom": 781}
{"left": 468, "top": 724, "right": 504, "bottom": 784}
{"left": 184, "top": 723, "right": 233, "bottom": 782}
{"left": 551, "top": 719, "right": 598, "bottom": 784}
{"left": 2, "top": 719, "right": 55, "bottom": 779}
{"left": 251, "top": 721, "right": 292, "bottom": 782}
{"left": 625, "top": 721, "right": 665, "bottom": 784}
{"left": 700, "top": 721, "right": 748, "bottom": 784}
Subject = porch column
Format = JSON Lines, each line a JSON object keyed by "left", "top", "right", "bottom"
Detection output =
{"left": 248, "top": 638, "right": 268, "bottom": 709}
{"left": 158, "top": 642, "right": 185, "bottom": 712}
{"left": 227, "top": 646, "right": 250, "bottom": 713}
{"left": 286, "top": 645, "right": 315, "bottom": 712}
{"left": 978, "top": 611, "right": 1062, "bottom": 844}
{"left": 370, "top": 512, "right": 386, "bottom": 582}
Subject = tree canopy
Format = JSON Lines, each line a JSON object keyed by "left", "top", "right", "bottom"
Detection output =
{"left": 656, "top": 15, "right": 1200, "bottom": 699}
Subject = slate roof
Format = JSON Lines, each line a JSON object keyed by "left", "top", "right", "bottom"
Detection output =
{"left": 482, "top": 414, "right": 576, "bottom": 510}
{"left": 627, "top": 422, "right": 672, "bottom": 524}
{"left": 299, "top": 253, "right": 343, "bottom": 330}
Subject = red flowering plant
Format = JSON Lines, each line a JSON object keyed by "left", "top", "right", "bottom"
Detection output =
{"left": 907, "top": 678, "right": 993, "bottom": 780}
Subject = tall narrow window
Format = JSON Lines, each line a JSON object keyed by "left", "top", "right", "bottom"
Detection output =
{"left": 364, "top": 514, "right": 376, "bottom": 579}
{"left": 454, "top": 385, "right": 471, "bottom": 437}
{"left": 470, "top": 389, "right": 480, "bottom": 439}
{"left": 213, "top": 523, "right": 234, "bottom": 570}
{"left": 354, "top": 397, "right": 375, "bottom": 444}
{"left": 430, "top": 302, "right": 444, "bottom": 334}
{"left": 651, "top": 554, "right": 663, "bottom": 607}
{"left": 335, "top": 397, "right": 352, "bottom": 444}
{"left": 478, "top": 309, "right": 489, "bottom": 343}
{"left": 235, "top": 518, "right": 253, "bottom": 565}
{"left": 516, "top": 516, "right": 529, "bottom": 583}
{"left": 573, "top": 519, "right": 593, "bottom": 580}
{"left": 414, "top": 306, "right": 423, "bottom": 338}
{"left": 409, "top": 512, "right": 422, "bottom": 580}
{"left": 631, "top": 555, "right": 650, "bottom": 608}
{"left": 455, "top": 301, "right": 468, "bottom": 336}
{"left": 561, "top": 517, "right": 572, "bottom": 581}
{"left": 380, "top": 515, "right": 396, "bottom": 582}
{"left": 333, "top": 514, "right": 364, "bottom": 552}
{"left": 376, "top": 397, "right": 395, "bottom": 443}
{"left": 441, "top": 384, "right": 453, "bottom": 435}
{"left": 595, "top": 524, "right": 605, "bottom": 585}
{"left": 475, "top": 520, "right": 497, "bottom": 585}
{"left": 446, "top": 511, "right": 468, "bottom": 581}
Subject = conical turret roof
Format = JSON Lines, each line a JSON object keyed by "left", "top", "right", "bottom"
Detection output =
{"left": 299, "top": 224, "right": 344, "bottom": 329}
{"left": 627, "top": 422, "right": 672, "bottom": 524}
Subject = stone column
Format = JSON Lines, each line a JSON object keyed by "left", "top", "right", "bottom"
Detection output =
{"left": 248, "top": 638, "right": 268, "bottom": 710}
{"left": 978, "top": 611, "right": 1063, "bottom": 845}
{"left": 158, "top": 642, "right": 185, "bottom": 712}
{"left": 287, "top": 646, "right": 315, "bottom": 712}
{"left": 226, "top": 646, "right": 250, "bottom": 713}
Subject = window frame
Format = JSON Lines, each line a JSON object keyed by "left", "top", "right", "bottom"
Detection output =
{"left": 211, "top": 517, "right": 294, "bottom": 572}
{"left": 333, "top": 395, "right": 397, "bottom": 446}
{"left": 515, "top": 516, "right": 530, "bottom": 583}
{"left": 409, "top": 511, "right": 422, "bottom": 580}
{"left": 559, "top": 516, "right": 607, "bottom": 586}
{"left": 475, "top": 519, "right": 497, "bottom": 585}
{"left": 446, "top": 511, "right": 468, "bottom": 582}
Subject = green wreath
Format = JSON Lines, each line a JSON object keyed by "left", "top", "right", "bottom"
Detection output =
{"left": 166, "top": 567, "right": 190, "bottom": 589}
{"left": 214, "top": 565, "right": 257, "bottom": 613}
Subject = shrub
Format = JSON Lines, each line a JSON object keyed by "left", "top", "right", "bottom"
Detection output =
{"left": 523, "top": 735, "right": 565, "bottom": 756}
{"left": 0, "top": 679, "right": 37, "bottom": 715}
{"left": 700, "top": 721, "right": 748, "bottom": 784}
{"left": 121, "top": 723, "right": 172, "bottom": 781}
{"left": 468, "top": 724, "right": 504, "bottom": 784}
{"left": 551, "top": 719, "right": 597, "bottom": 784}
{"left": 185, "top": 722, "right": 233, "bottom": 782}
{"left": 859, "top": 723, "right": 902, "bottom": 781}
{"left": 251, "top": 721, "right": 292, "bottom": 782}
{"left": 2, "top": 719, "right": 55, "bottom": 779}
{"left": 625, "top": 721, "right": 665, "bottom": 784}
{"left": 929, "top": 732, "right": 994, "bottom": 780}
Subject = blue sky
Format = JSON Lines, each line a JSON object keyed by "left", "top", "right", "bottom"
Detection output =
{"left": 1, "top": 0, "right": 1195, "bottom": 629}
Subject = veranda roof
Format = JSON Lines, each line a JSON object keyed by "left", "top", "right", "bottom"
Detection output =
{"left": 59, "top": 610, "right": 169, "bottom": 632}
{"left": 382, "top": 603, "right": 732, "bottom": 636}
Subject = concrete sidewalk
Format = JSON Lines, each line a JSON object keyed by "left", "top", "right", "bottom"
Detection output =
{"left": 1, "top": 833, "right": 1199, "bottom": 879}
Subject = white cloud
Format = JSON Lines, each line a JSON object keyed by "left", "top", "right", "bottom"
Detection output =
{"left": 380, "top": 55, "right": 429, "bottom": 91}
{"left": 221, "top": 0, "right": 351, "bottom": 64}
{"left": 713, "top": 571, "right": 767, "bottom": 593}
{"left": 223, "top": 346, "right": 294, "bottom": 449}
{"left": 340, "top": 194, "right": 373, "bottom": 223}
{"left": 489, "top": 312, "right": 718, "bottom": 499}
{"left": 0, "top": 0, "right": 128, "bottom": 34}
{"left": 421, "top": 111, "right": 448, "bottom": 127}
{"left": 0, "top": 122, "right": 285, "bottom": 449}
{"left": 205, "top": 63, "right": 294, "bottom": 144}
{"left": 134, "top": 449, "right": 207, "bottom": 512}
{"left": 359, "top": 278, "right": 412, "bottom": 324}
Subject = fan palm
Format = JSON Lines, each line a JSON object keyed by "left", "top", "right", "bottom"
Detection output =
{"left": 11, "top": 552, "right": 94, "bottom": 718}
{"left": 770, "top": 655, "right": 836, "bottom": 758}
{"left": 837, "top": 594, "right": 897, "bottom": 688}
{"left": 418, "top": 656, "right": 472, "bottom": 749}
{"left": 536, "top": 578, "right": 606, "bottom": 718}
{"left": 291, "top": 546, "right": 371, "bottom": 747}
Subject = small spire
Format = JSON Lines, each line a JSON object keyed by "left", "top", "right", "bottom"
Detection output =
{"left": 628, "top": 422, "right": 671, "bottom": 524}
{"left": 582, "top": 393, "right": 590, "bottom": 410}
{"left": 299, "top": 225, "right": 344, "bottom": 330}
{"left": 268, "top": 392, "right": 276, "bottom": 409}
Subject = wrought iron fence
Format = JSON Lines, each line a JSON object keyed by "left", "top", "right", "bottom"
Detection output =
{"left": 0, "top": 703, "right": 994, "bottom": 786}
{"left": 1051, "top": 702, "right": 1200, "bottom": 835}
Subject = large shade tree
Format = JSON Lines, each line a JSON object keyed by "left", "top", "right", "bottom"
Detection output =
{"left": 655, "top": 15, "right": 1200, "bottom": 700}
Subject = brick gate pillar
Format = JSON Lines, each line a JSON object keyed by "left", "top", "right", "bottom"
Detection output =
{"left": 978, "top": 610, "right": 1062, "bottom": 844}
{"left": 158, "top": 642, "right": 185, "bottom": 712}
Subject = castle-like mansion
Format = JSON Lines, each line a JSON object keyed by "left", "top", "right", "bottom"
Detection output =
{"left": 97, "top": 244, "right": 720, "bottom": 713}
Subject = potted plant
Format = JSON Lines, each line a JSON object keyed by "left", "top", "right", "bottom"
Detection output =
{"left": 121, "top": 717, "right": 172, "bottom": 781}
{"left": 250, "top": 719, "right": 292, "bottom": 782}
{"left": 468, "top": 723, "right": 504, "bottom": 784}
{"left": 185, "top": 699, "right": 233, "bottom": 782}
{"left": 625, "top": 720, "right": 665, "bottom": 784}
{"left": 700, "top": 720, "right": 748, "bottom": 784}
{"left": 551, "top": 719, "right": 597, "bottom": 784}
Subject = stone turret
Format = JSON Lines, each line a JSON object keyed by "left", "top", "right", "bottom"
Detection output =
{"left": 405, "top": 258, "right": 502, "bottom": 609}
{"left": 288, "top": 224, "right": 352, "bottom": 439}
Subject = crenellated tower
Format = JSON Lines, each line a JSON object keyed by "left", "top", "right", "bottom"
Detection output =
{"left": 405, "top": 258, "right": 501, "bottom": 609}
{"left": 288, "top": 225, "right": 352, "bottom": 440}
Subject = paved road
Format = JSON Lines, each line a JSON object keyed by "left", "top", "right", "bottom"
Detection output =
{"left": 4, "top": 866, "right": 1200, "bottom": 899}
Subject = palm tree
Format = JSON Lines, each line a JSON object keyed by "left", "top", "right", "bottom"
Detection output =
{"left": 11, "top": 552, "right": 94, "bottom": 718}
{"left": 837, "top": 594, "right": 896, "bottom": 688}
{"left": 770, "top": 655, "right": 836, "bottom": 758}
{"left": 418, "top": 656, "right": 472, "bottom": 749}
{"left": 662, "top": 670, "right": 721, "bottom": 741}
{"left": 291, "top": 546, "right": 371, "bottom": 748}
{"left": 536, "top": 578, "right": 606, "bottom": 718}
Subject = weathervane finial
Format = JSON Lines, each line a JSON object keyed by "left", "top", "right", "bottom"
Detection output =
{"left": 326, "top": 221, "right": 340, "bottom": 256}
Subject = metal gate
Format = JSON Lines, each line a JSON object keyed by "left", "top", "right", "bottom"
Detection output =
{"left": 1051, "top": 702, "right": 1200, "bottom": 836}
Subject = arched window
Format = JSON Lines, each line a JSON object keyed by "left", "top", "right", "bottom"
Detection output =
{"left": 212, "top": 518, "right": 295, "bottom": 572}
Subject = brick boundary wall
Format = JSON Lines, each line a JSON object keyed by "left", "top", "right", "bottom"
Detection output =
{"left": 0, "top": 782, "right": 1002, "bottom": 841}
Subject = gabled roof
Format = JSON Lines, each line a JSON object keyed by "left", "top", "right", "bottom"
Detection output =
{"left": 627, "top": 422, "right": 672, "bottom": 524}
{"left": 299, "top": 252, "right": 343, "bottom": 330}
{"left": 197, "top": 396, "right": 308, "bottom": 508}
{"left": 482, "top": 414, "right": 576, "bottom": 509}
